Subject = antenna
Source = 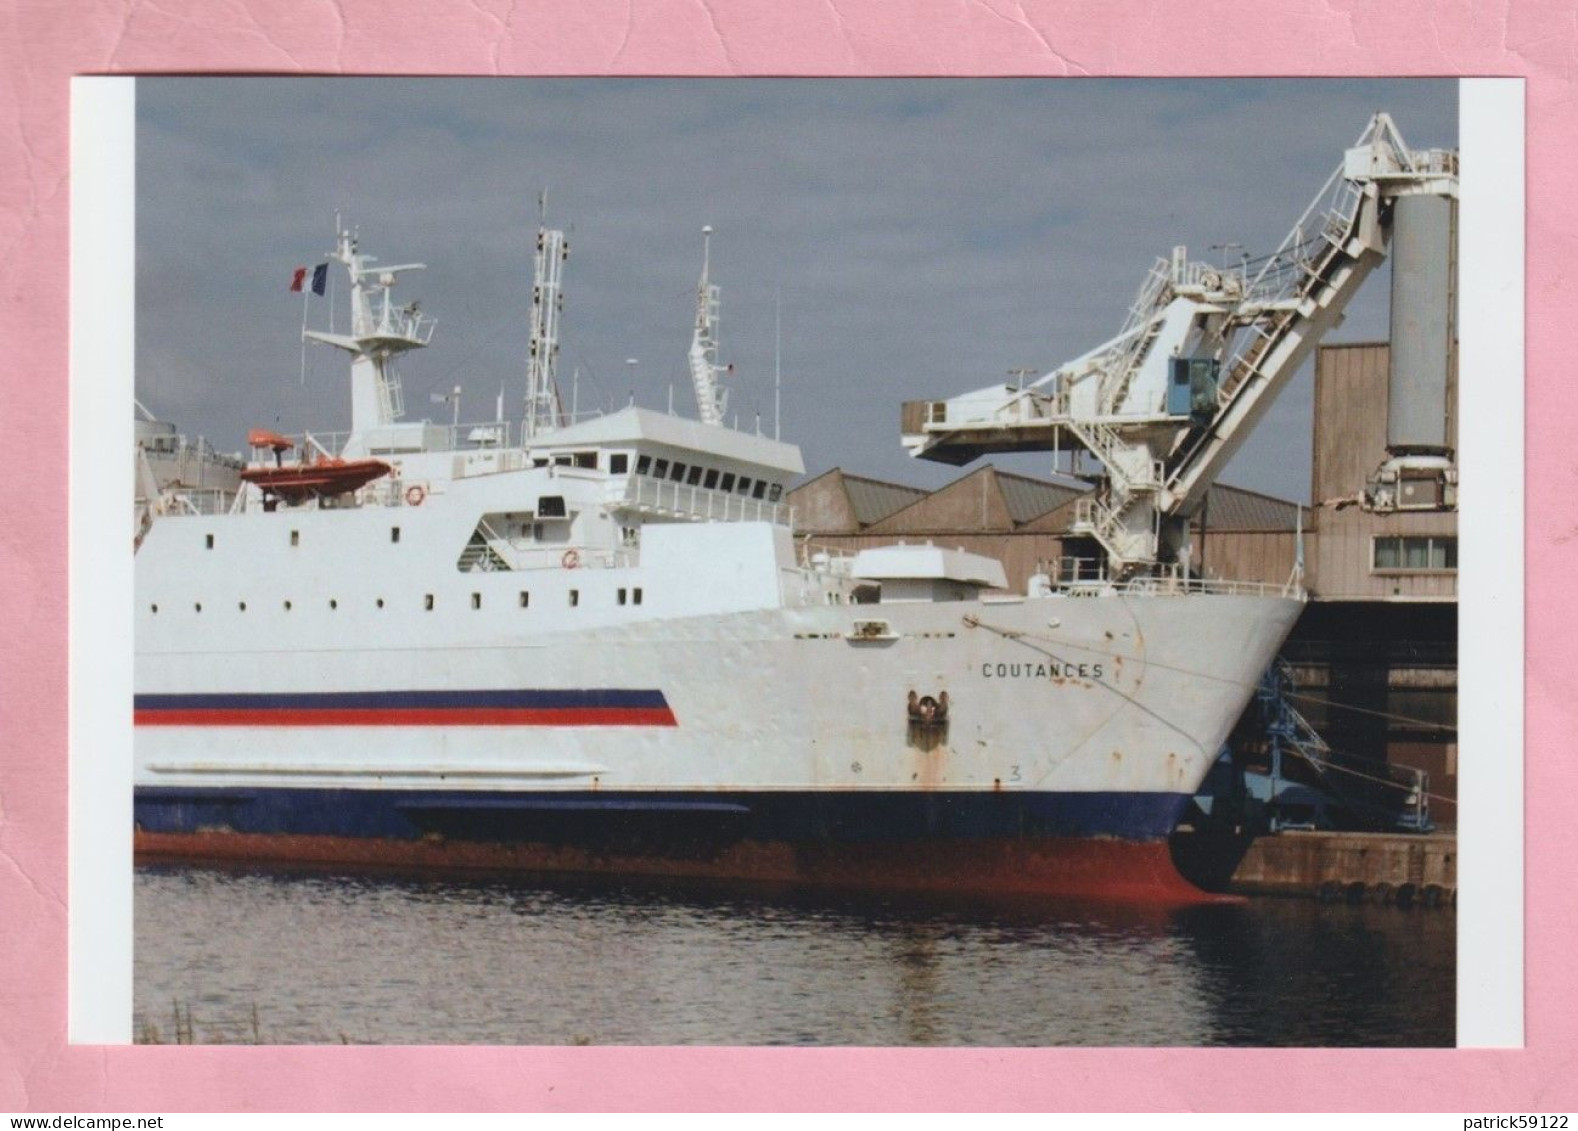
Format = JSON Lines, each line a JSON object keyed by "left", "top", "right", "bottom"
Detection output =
{"left": 524, "top": 193, "right": 568, "bottom": 440}
{"left": 687, "top": 225, "right": 728, "bottom": 426}
{"left": 774, "top": 286, "right": 782, "bottom": 441}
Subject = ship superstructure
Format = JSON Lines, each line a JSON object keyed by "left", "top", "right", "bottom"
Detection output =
{"left": 132, "top": 119, "right": 1449, "bottom": 900}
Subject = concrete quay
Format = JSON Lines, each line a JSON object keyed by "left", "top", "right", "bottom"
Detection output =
{"left": 1174, "top": 829, "right": 1457, "bottom": 905}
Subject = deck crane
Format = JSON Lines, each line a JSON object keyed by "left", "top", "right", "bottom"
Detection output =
{"left": 900, "top": 114, "right": 1458, "bottom": 579}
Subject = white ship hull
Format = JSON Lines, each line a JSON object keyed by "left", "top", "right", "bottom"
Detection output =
{"left": 135, "top": 516, "right": 1300, "bottom": 900}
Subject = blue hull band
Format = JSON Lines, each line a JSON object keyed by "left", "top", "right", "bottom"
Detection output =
{"left": 135, "top": 787, "right": 1194, "bottom": 844}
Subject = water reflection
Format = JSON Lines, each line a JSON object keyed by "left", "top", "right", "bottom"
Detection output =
{"left": 133, "top": 865, "right": 1453, "bottom": 1046}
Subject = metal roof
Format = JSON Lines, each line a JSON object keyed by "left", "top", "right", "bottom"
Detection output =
{"left": 996, "top": 471, "right": 1085, "bottom": 525}
{"left": 842, "top": 474, "right": 929, "bottom": 527}
{"left": 1198, "top": 484, "right": 1306, "bottom": 531}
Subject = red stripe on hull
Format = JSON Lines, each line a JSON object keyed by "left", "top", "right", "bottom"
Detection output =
{"left": 133, "top": 707, "right": 678, "bottom": 727}
{"left": 135, "top": 830, "right": 1229, "bottom": 905}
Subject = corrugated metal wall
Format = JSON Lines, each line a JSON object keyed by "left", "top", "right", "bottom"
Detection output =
{"left": 1310, "top": 342, "right": 1458, "bottom": 602}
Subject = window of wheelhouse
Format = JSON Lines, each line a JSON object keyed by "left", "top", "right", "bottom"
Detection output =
{"left": 719, "top": 472, "right": 736, "bottom": 492}
{"left": 686, "top": 465, "right": 704, "bottom": 486}
{"left": 703, "top": 468, "right": 720, "bottom": 490}
{"left": 636, "top": 455, "right": 652, "bottom": 476}
{"left": 610, "top": 453, "right": 629, "bottom": 475}
{"left": 653, "top": 459, "right": 670, "bottom": 479}
{"left": 735, "top": 477, "right": 753, "bottom": 496}
{"left": 751, "top": 480, "right": 768, "bottom": 500}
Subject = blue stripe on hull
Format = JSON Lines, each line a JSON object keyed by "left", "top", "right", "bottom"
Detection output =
{"left": 135, "top": 786, "right": 1194, "bottom": 844}
{"left": 135, "top": 689, "right": 670, "bottom": 711}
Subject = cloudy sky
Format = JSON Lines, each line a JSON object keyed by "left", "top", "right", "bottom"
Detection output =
{"left": 135, "top": 78, "right": 1457, "bottom": 501}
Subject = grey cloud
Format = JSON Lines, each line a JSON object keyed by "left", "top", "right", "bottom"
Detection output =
{"left": 135, "top": 77, "right": 1456, "bottom": 499}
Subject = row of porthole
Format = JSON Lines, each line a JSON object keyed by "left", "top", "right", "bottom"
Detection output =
{"left": 148, "top": 588, "right": 645, "bottom": 615}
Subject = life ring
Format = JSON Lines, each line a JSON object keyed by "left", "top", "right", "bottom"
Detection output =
{"left": 405, "top": 484, "right": 426, "bottom": 506}
{"left": 561, "top": 548, "right": 580, "bottom": 570}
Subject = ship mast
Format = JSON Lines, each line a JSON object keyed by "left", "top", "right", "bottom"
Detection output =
{"left": 303, "top": 227, "right": 432, "bottom": 457}
{"left": 524, "top": 194, "right": 569, "bottom": 440}
{"left": 688, "top": 226, "right": 729, "bottom": 427}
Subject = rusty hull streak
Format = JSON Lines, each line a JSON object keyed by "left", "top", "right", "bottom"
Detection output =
{"left": 135, "top": 829, "right": 1232, "bottom": 905}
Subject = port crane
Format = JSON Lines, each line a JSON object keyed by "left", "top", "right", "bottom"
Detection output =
{"left": 900, "top": 114, "right": 1458, "bottom": 578}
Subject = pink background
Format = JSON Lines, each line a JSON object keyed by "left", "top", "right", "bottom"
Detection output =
{"left": 1, "top": 0, "right": 1571, "bottom": 1113}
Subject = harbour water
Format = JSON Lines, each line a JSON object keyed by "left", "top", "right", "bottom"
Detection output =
{"left": 133, "top": 864, "right": 1454, "bottom": 1046}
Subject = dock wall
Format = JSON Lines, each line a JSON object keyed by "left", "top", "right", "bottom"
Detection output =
{"left": 1175, "top": 829, "right": 1457, "bottom": 905}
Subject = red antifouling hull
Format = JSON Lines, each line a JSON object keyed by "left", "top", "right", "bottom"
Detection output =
{"left": 135, "top": 830, "right": 1228, "bottom": 905}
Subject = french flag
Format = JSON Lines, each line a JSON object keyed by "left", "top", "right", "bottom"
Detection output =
{"left": 290, "top": 264, "right": 330, "bottom": 295}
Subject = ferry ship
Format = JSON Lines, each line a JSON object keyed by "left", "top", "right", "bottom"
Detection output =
{"left": 133, "top": 116, "right": 1455, "bottom": 901}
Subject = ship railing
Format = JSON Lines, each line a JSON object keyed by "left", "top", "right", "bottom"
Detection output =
{"left": 1044, "top": 556, "right": 1300, "bottom": 599}
{"left": 163, "top": 487, "right": 237, "bottom": 517}
{"left": 1118, "top": 574, "right": 1300, "bottom": 599}
{"left": 610, "top": 476, "right": 793, "bottom": 526}
{"left": 795, "top": 540, "right": 860, "bottom": 575}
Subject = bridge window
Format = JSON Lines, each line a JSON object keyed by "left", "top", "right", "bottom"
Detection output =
{"left": 610, "top": 454, "right": 629, "bottom": 474}
{"left": 653, "top": 459, "right": 670, "bottom": 479}
{"left": 574, "top": 451, "right": 597, "bottom": 469}
{"left": 686, "top": 465, "right": 704, "bottom": 486}
{"left": 703, "top": 468, "right": 720, "bottom": 490}
{"left": 636, "top": 455, "right": 652, "bottom": 475}
{"left": 719, "top": 473, "right": 736, "bottom": 492}
{"left": 752, "top": 481, "right": 768, "bottom": 500}
{"left": 669, "top": 462, "right": 687, "bottom": 482}
{"left": 768, "top": 484, "right": 783, "bottom": 502}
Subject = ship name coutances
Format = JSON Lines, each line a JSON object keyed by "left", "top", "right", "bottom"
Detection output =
{"left": 980, "top": 661, "right": 1104, "bottom": 681}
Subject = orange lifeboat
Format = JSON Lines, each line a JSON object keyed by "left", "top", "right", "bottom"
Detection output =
{"left": 240, "top": 430, "right": 392, "bottom": 504}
